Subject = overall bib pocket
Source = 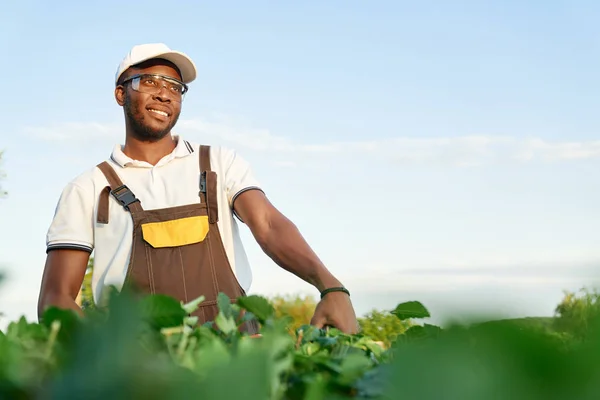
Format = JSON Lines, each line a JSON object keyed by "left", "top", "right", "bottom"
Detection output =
{"left": 141, "top": 215, "right": 210, "bottom": 248}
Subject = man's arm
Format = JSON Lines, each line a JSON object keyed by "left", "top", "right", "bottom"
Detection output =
{"left": 223, "top": 148, "right": 358, "bottom": 333}
{"left": 232, "top": 189, "right": 343, "bottom": 292}
{"left": 37, "top": 249, "right": 89, "bottom": 319}
{"left": 233, "top": 189, "right": 359, "bottom": 333}
{"left": 39, "top": 178, "right": 95, "bottom": 320}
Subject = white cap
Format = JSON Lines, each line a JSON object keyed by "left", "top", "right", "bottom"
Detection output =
{"left": 115, "top": 43, "right": 197, "bottom": 85}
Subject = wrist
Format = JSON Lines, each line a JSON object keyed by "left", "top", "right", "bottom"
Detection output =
{"left": 313, "top": 270, "right": 343, "bottom": 293}
{"left": 320, "top": 286, "right": 350, "bottom": 299}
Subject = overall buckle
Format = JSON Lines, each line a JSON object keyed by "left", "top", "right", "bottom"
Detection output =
{"left": 200, "top": 171, "right": 207, "bottom": 193}
{"left": 111, "top": 185, "right": 140, "bottom": 210}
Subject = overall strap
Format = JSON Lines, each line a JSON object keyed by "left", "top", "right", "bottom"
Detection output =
{"left": 200, "top": 144, "right": 212, "bottom": 172}
{"left": 199, "top": 145, "right": 219, "bottom": 224}
{"left": 96, "top": 161, "right": 143, "bottom": 224}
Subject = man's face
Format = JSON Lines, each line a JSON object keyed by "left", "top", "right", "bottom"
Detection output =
{"left": 115, "top": 59, "right": 185, "bottom": 142}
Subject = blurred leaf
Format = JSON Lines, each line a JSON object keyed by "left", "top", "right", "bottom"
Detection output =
{"left": 40, "top": 307, "right": 82, "bottom": 346}
{"left": 139, "top": 294, "right": 187, "bottom": 329}
{"left": 214, "top": 312, "right": 236, "bottom": 335}
{"left": 181, "top": 295, "right": 205, "bottom": 315}
{"left": 358, "top": 309, "right": 412, "bottom": 347}
{"left": 217, "top": 293, "right": 233, "bottom": 319}
{"left": 236, "top": 295, "right": 275, "bottom": 324}
{"left": 0, "top": 286, "right": 598, "bottom": 399}
{"left": 391, "top": 301, "right": 430, "bottom": 320}
{"left": 337, "top": 353, "right": 373, "bottom": 385}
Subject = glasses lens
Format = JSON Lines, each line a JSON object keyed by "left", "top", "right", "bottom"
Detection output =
{"left": 131, "top": 74, "right": 187, "bottom": 100}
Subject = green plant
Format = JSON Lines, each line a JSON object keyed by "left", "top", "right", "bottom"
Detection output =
{"left": 0, "top": 288, "right": 391, "bottom": 399}
{"left": 357, "top": 309, "right": 413, "bottom": 348}
{"left": 270, "top": 293, "right": 317, "bottom": 336}
{"left": 1, "top": 285, "right": 600, "bottom": 399}
{"left": 554, "top": 287, "right": 600, "bottom": 341}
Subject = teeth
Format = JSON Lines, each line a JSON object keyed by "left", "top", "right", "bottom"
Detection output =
{"left": 149, "top": 109, "right": 168, "bottom": 117}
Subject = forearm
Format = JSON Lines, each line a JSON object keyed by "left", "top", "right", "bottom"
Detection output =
{"left": 256, "top": 214, "right": 343, "bottom": 292}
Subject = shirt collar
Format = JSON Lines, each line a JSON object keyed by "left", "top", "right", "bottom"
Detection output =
{"left": 110, "top": 134, "right": 194, "bottom": 168}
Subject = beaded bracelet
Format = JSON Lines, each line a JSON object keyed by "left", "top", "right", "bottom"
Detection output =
{"left": 320, "top": 286, "right": 350, "bottom": 299}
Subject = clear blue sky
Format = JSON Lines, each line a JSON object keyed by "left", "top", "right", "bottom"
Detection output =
{"left": 1, "top": 1, "right": 599, "bottom": 329}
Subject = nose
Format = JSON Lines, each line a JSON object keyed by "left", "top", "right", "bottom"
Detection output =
{"left": 153, "top": 86, "right": 171, "bottom": 102}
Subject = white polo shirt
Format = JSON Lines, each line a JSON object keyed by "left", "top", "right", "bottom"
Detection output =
{"left": 46, "top": 135, "right": 262, "bottom": 304}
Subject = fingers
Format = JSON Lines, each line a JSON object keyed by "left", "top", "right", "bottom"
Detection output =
{"left": 336, "top": 321, "right": 357, "bottom": 334}
{"left": 310, "top": 303, "right": 360, "bottom": 334}
{"left": 310, "top": 312, "right": 327, "bottom": 329}
{"left": 348, "top": 323, "right": 360, "bottom": 335}
{"left": 312, "top": 315, "right": 354, "bottom": 333}
{"left": 334, "top": 317, "right": 360, "bottom": 334}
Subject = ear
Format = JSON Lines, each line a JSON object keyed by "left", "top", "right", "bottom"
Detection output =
{"left": 115, "top": 85, "right": 126, "bottom": 106}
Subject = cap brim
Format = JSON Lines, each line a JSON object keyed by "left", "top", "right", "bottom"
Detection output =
{"left": 135, "top": 51, "right": 197, "bottom": 84}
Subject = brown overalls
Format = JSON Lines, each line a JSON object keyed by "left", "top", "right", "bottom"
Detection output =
{"left": 95, "top": 145, "right": 259, "bottom": 334}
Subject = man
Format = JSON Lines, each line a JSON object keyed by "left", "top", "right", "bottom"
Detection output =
{"left": 37, "top": 43, "right": 359, "bottom": 334}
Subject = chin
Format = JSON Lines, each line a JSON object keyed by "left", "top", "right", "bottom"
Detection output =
{"left": 125, "top": 103, "right": 177, "bottom": 142}
{"left": 134, "top": 127, "right": 172, "bottom": 142}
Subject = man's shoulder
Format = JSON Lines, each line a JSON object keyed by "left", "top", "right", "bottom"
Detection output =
{"left": 183, "top": 141, "right": 241, "bottom": 168}
{"left": 61, "top": 159, "right": 116, "bottom": 193}
{"left": 184, "top": 140, "right": 236, "bottom": 155}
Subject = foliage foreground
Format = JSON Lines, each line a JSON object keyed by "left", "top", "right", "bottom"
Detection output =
{"left": 1, "top": 289, "right": 600, "bottom": 400}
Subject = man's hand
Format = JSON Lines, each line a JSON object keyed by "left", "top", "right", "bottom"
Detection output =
{"left": 310, "top": 292, "right": 360, "bottom": 334}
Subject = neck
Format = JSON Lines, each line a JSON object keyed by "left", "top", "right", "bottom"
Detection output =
{"left": 122, "top": 133, "right": 177, "bottom": 166}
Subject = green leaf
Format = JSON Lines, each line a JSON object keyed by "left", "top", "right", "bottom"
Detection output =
{"left": 354, "top": 337, "right": 385, "bottom": 359}
{"left": 319, "top": 359, "right": 343, "bottom": 374}
{"left": 184, "top": 316, "right": 199, "bottom": 326}
{"left": 217, "top": 293, "right": 233, "bottom": 318}
{"left": 190, "top": 336, "right": 232, "bottom": 377}
{"left": 215, "top": 312, "right": 237, "bottom": 335}
{"left": 6, "top": 316, "right": 49, "bottom": 343}
{"left": 423, "top": 323, "right": 443, "bottom": 337}
{"left": 139, "top": 294, "right": 187, "bottom": 329}
{"left": 181, "top": 295, "right": 205, "bottom": 314}
{"left": 236, "top": 295, "right": 275, "bottom": 324}
{"left": 40, "top": 307, "right": 81, "bottom": 346}
{"left": 314, "top": 336, "right": 339, "bottom": 348}
{"left": 297, "top": 324, "right": 323, "bottom": 343}
{"left": 354, "top": 368, "right": 386, "bottom": 398}
{"left": 301, "top": 342, "right": 322, "bottom": 356}
{"left": 40, "top": 307, "right": 80, "bottom": 327}
{"left": 301, "top": 373, "right": 327, "bottom": 400}
{"left": 337, "top": 353, "right": 373, "bottom": 385}
{"left": 182, "top": 341, "right": 271, "bottom": 399}
{"left": 402, "top": 325, "right": 427, "bottom": 341}
{"left": 391, "top": 301, "right": 430, "bottom": 320}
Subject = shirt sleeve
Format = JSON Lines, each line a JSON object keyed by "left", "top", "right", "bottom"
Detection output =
{"left": 220, "top": 148, "right": 264, "bottom": 221}
{"left": 46, "top": 182, "right": 95, "bottom": 254}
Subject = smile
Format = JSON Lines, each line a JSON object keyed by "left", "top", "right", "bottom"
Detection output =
{"left": 148, "top": 108, "right": 169, "bottom": 117}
